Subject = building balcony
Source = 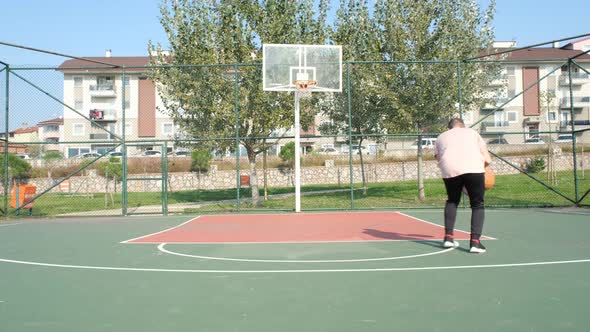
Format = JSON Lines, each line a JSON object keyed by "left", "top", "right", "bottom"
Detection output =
{"left": 560, "top": 96, "right": 590, "bottom": 109}
{"left": 480, "top": 121, "right": 510, "bottom": 130}
{"left": 89, "top": 133, "right": 116, "bottom": 140}
{"left": 43, "top": 130, "right": 60, "bottom": 139}
{"left": 89, "top": 109, "right": 117, "bottom": 122}
{"left": 558, "top": 73, "right": 589, "bottom": 86}
{"left": 89, "top": 84, "right": 117, "bottom": 97}
{"left": 480, "top": 98, "right": 510, "bottom": 110}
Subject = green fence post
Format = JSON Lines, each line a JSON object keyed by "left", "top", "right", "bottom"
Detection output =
{"left": 162, "top": 142, "right": 168, "bottom": 216}
{"left": 234, "top": 64, "right": 240, "bottom": 212}
{"left": 3, "top": 65, "right": 9, "bottom": 217}
{"left": 457, "top": 61, "right": 463, "bottom": 119}
{"left": 346, "top": 62, "right": 354, "bottom": 209}
{"left": 121, "top": 67, "right": 128, "bottom": 215}
{"left": 568, "top": 60, "right": 580, "bottom": 203}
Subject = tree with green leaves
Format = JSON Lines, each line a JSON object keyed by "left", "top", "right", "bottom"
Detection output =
{"left": 0, "top": 153, "right": 32, "bottom": 186}
{"left": 376, "top": 0, "right": 496, "bottom": 200}
{"left": 319, "top": 0, "right": 384, "bottom": 195}
{"left": 42, "top": 150, "right": 63, "bottom": 180}
{"left": 150, "top": 0, "right": 329, "bottom": 207}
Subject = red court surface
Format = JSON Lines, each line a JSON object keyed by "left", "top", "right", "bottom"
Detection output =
{"left": 125, "top": 212, "right": 492, "bottom": 244}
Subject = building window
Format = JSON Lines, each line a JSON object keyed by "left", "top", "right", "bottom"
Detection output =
{"left": 75, "top": 101, "right": 83, "bottom": 111}
{"left": 162, "top": 123, "right": 174, "bottom": 136}
{"left": 74, "top": 77, "right": 83, "bottom": 87}
{"left": 45, "top": 125, "right": 59, "bottom": 132}
{"left": 97, "top": 76, "right": 114, "bottom": 90}
{"left": 506, "top": 66, "right": 515, "bottom": 75}
{"left": 123, "top": 77, "right": 130, "bottom": 87}
{"left": 68, "top": 147, "right": 90, "bottom": 158}
{"left": 507, "top": 111, "right": 517, "bottom": 123}
{"left": 72, "top": 123, "right": 85, "bottom": 136}
{"left": 547, "top": 111, "right": 557, "bottom": 123}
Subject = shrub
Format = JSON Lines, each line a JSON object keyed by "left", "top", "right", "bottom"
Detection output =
{"left": 526, "top": 157, "right": 546, "bottom": 173}
{"left": 96, "top": 161, "right": 123, "bottom": 181}
{"left": 279, "top": 142, "right": 295, "bottom": 167}
{"left": 0, "top": 153, "right": 32, "bottom": 184}
{"left": 191, "top": 150, "right": 211, "bottom": 173}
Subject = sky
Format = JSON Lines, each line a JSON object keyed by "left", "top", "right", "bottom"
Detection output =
{"left": 0, "top": 0, "right": 588, "bottom": 66}
{"left": 0, "top": 0, "right": 588, "bottom": 129}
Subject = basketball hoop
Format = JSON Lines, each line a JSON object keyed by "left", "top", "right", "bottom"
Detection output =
{"left": 294, "top": 79, "right": 317, "bottom": 99}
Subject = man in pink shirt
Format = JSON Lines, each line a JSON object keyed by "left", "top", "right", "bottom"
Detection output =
{"left": 435, "top": 118, "right": 492, "bottom": 253}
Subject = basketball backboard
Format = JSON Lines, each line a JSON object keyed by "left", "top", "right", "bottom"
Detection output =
{"left": 262, "top": 44, "right": 342, "bottom": 92}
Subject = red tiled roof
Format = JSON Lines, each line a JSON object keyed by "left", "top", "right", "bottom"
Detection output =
{"left": 37, "top": 117, "right": 64, "bottom": 126}
{"left": 13, "top": 126, "right": 38, "bottom": 134}
{"left": 57, "top": 57, "right": 151, "bottom": 73}
{"left": 482, "top": 48, "right": 590, "bottom": 61}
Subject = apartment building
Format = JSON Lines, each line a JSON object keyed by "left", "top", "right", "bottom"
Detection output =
{"left": 467, "top": 39, "right": 590, "bottom": 143}
{"left": 37, "top": 117, "right": 63, "bottom": 153}
{"left": 57, "top": 53, "right": 176, "bottom": 157}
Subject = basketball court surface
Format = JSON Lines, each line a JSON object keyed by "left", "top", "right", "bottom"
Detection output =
{"left": 1, "top": 208, "right": 589, "bottom": 331}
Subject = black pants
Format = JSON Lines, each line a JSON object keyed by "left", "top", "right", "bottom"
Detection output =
{"left": 443, "top": 173, "right": 485, "bottom": 240}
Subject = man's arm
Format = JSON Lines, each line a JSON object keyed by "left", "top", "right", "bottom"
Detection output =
{"left": 476, "top": 133, "right": 492, "bottom": 166}
{"left": 480, "top": 145, "right": 492, "bottom": 166}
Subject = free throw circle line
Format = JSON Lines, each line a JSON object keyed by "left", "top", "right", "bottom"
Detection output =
{"left": 157, "top": 243, "right": 456, "bottom": 263}
{"left": 1, "top": 257, "right": 590, "bottom": 273}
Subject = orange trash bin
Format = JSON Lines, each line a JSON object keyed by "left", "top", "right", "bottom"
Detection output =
{"left": 240, "top": 175, "right": 250, "bottom": 186}
{"left": 11, "top": 184, "right": 37, "bottom": 215}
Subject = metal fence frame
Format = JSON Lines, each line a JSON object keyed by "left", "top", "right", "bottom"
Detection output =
{"left": 1, "top": 35, "right": 590, "bottom": 217}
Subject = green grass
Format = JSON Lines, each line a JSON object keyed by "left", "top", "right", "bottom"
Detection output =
{"left": 3, "top": 170, "right": 588, "bottom": 217}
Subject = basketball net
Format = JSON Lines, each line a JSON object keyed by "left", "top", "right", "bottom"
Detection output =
{"left": 294, "top": 79, "right": 316, "bottom": 99}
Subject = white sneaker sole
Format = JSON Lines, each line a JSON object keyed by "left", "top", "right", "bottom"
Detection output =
{"left": 469, "top": 247, "right": 486, "bottom": 253}
{"left": 443, "top": 241, "right": 459, "bottom": 248}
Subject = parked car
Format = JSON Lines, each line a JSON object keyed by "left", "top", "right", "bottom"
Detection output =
{"left": 555, "top": 134, "right": 573, "bottom": 143}
{"left": 410, "top": 138, "right": 437, "bottom": 149}
{"left": 524, "top": 137, "right": 545, "bottom": 144}
{"left": 487, "top": 138, "right": 509, "bottom": 145}
{"left": 317, "top": 147, "right": 339, "bottom": 155}
{"left": 108, "top": 151, "right": 123, "bottom": 157}
{"left": 168, "top": 150, "right": 190, "bottom": 157}
{"left": 15, "top": 153, "right": 31, "bottom": 160}
{"left": 142, "top": 150, "right": 162, "bottom": 157}
{"left": 73, "top": 152, "right": 102, "bottom": 159}
{"left": 343, "top": 145, "right": 369, "bottom": 155}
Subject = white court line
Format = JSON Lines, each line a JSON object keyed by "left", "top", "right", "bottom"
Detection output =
{"left": 157, "top": 243, "right": 456, "bottom": 263}
{"left": 120, "top": 216, "right": 201, "bottom": 243}
{"left": 1, "top": 256, "right": 590, "bottom": 273}
{"left": 395, "top": 211, "right": 498, "bottom": 240}
{"left": 0, "top": 223, "right": 23, "bottom": 228}
{"left": 131, "top": 239, "right": 459, "bottom": 245}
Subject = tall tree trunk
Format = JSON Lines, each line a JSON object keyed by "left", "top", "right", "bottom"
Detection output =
{"left": 246, "top": 147, "right": 260, "bottom": 207}
{"left": 417, "top": 133, "right": 426, "bottom": 201}
{"left": 263, "top": 141, "right": 268, "bottom": 201}
{"left": 358, "top": 137, "right": 367, "bottom": 195}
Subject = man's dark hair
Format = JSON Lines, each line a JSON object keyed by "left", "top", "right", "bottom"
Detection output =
{"left": 448, "top": 118, "right": 465, "bottom": 129}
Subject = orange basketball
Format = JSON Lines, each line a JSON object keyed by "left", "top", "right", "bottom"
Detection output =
{"left": 484, "top": 166, "right": 495, "bottom": 190}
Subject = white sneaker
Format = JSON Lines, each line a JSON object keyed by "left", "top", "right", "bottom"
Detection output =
{"left": 469, "top": 240, "right": 486, "bottom": 253}
{"left": 442, "top": 239, "right": 459, "bottom": 248}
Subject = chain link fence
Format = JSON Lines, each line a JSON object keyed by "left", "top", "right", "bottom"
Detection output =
{"left": 1, "top": 57, "right": 589, "bottom": 217}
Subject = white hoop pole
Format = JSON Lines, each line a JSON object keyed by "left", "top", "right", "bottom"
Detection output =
{"left": 294, "top": 91, "right": 301, "bottom": 212}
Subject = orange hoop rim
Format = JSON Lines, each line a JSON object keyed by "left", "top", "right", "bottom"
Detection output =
{"left": 294, "top": 79, "right": 317, "bottom": 90}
